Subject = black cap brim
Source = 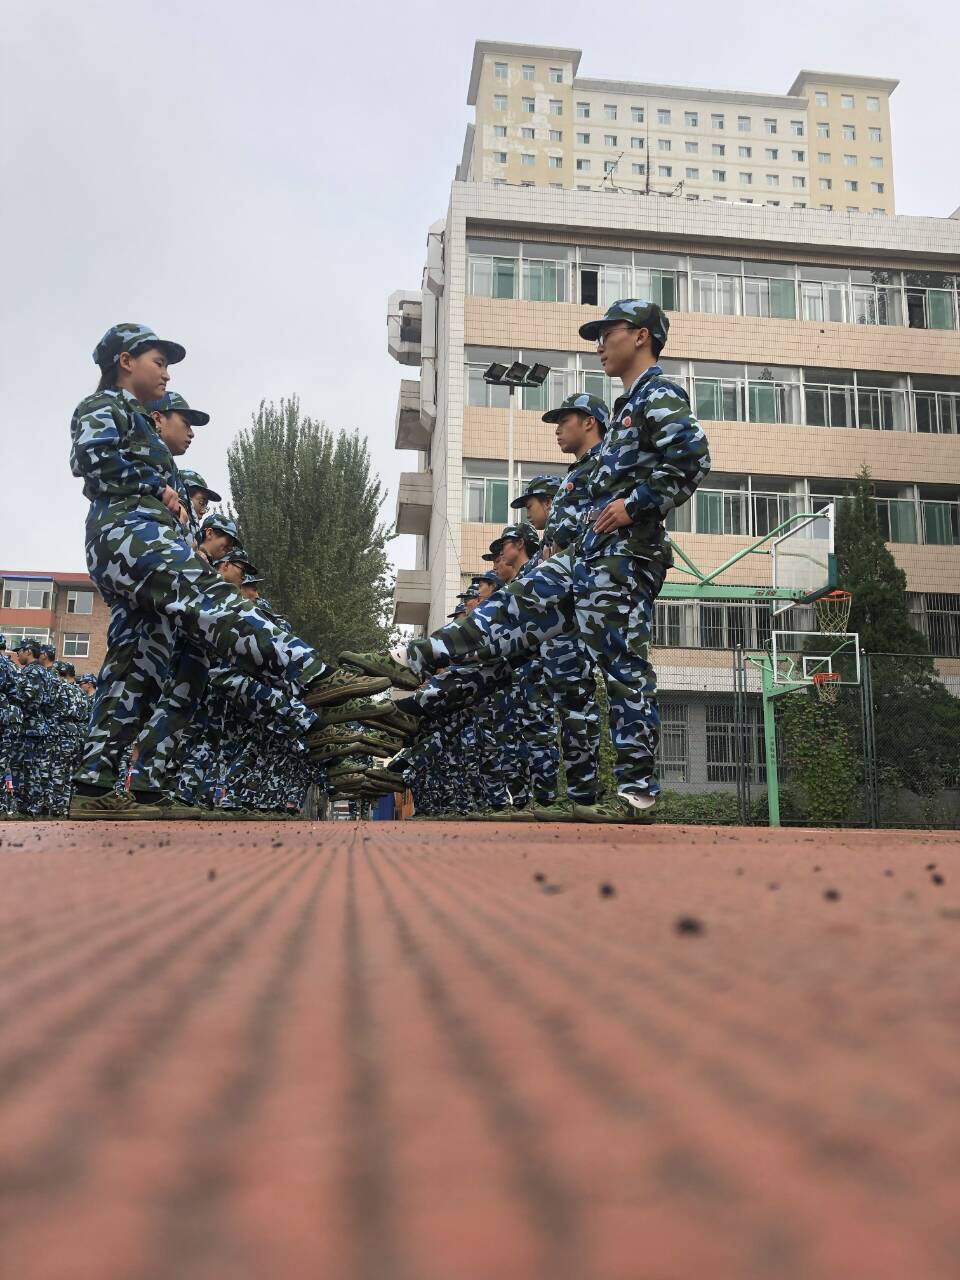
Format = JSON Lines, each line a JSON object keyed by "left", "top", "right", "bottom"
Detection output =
{"left": 189, "top": 484, "right": 222, "bottom": 502}
{"left": 133, "top": 338, "right": 186, "bottom": 365}
{"left": 509, "top": 495, "right": 532, "bottom": 509}
{"left": 181, "top": 408, "right": 210, "bottom": 426}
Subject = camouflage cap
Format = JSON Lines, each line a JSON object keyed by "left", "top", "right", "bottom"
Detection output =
{"left": 79, "top": 672, "right": 99, "bottom": 685}
{"left": 146, "top": 391, "right": 210, "bottom": 427}
{"left": 473, "top": 570, "right": 503, "bottom": 587}
{"left": 578, "top": 298, "right": 670, "bottom": 350}
{"left": 39, "top": 644, "right": 56, "bottom": 660}
{"left": 200, "top": 514, "right": 241, "bottom": 544}
{"left": 461, "top": 586, "right": 480, "bottom": 603}
{"left": 177, "top": 469, "right": 222, "bottom": 503}
{"left": 0, "top": 634, "right": 5, "bottom": 648}
{"left": 509, "top": 474, "right": 563, "bottom": 509}
{"left": 93, "top": 323, "right": 186, "bottom": 370}
{"left": 220, "top": 548, "right": 258, "bottom": 574}
{"left": 241, "top": 572, "right": 264, "bottom": 586}
{"left": 57, "top": 661, "right": 76, "bottom": 678}
{"left": 483, "top": 522, "right": 538, "bottom": 559}
{"left": 12, "top": 638, "right": 38, "bottom": 652}
{"left": 541, "top": 392, "right": 612, "bottom": 432}
{"left": 447, "top": 603, "right": 467, "bottom": 619}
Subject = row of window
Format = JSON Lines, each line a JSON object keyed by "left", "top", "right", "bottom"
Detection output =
{"left": 465, "top": 240, "right": 960, "bottom": 331}
{"left": 0, "top": 625, "right": 91, "bottom": 656}
{"left": 813, "top": 90, "right": 882, "bottom": 111}
{"left": 464, "top": 346, "right": 960, "bottom": 434}
{"left": 655, "top": 702, "right": 773, "bottom": 786}
{"left": 493, "top": 62, "right": 564, "bottom": 84}
{"left": 1, "top": 583, "right": 94, "bottom": 612}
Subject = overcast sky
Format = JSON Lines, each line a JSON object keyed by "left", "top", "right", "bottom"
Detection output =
{"left": 2, "top": 0, "right": 957, "bottom": 576}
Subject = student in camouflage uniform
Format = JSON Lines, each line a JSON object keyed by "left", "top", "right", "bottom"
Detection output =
{"left": 0, "top": 636, "right": 24, "bottom": 814}
{"left": 50, "top": 662, "right": 91, "bottom": 816}
{"left": 11, "top": 640, "right": 51, "bottom": 816}
{"left": 346, "top": 300, "right": 710, "bottom": 821}
{"left": 69, "top": 324, "right": 386, "bottom": 818}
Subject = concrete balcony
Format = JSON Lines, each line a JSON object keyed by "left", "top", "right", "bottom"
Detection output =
{"left": 395, "top": 380, "right": 432, "bottom": 452}
{"left": 396, "top": 471, "right": 432, "bottom": 536}
{"left": 393, "top": 569, "right": 431, "bottom": 626}
{"left": 387, "top": 290, "right": 422, "bottom": 366}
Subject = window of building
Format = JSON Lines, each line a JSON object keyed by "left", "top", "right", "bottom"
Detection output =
{"left": 493, "top": 94, "right": 507, "bottom": 111}
{"left": 658, "top": 702, "right": 689, "bottom": 782}
{"left": 659, "top": 164, "right": 673, "bottom": 178}
{"left": 819, "top": 177, "right": 833, "bottom": 190}
{"left": 492, "top": 179, "right": 507, "bottom": 187}
{"left": 821, "top": 203, "right": 832, "bottom": 210}
{"left": 631, "top": 136, "right": 644, "bottom": 149}
{"left": 686, "top": 167, "right": 700, "bottom": 179}
{"left": 577, "top": 131, "right": 590, "bottom": 144}
{"left": 549, "top": 67, "right": 563, "bottom": 83}
{"left": 710, "top": 113, "right": 724, "bottom": 129}
{"left": 657, "top": 107, "right": 671, "bottom": 124}
{"left": 842, "top": 124, "right": 856, "bottom": 141}
{"left": 766, "top": 173, "right": 780, "bottom": 186}
{"left": 738, "top": 145, "right": 752, "bottom": 158}
{"left": 817, "top": 122, "right": 830, "bottom": 138}
{"left": 712, "top": 142, "right": 725, "bottom": 157}
{"left": 604, "top": 160, "right": 616, "bottom": 173}
{"left": 791, "top": 149, "right": 805, "bottom": 162}
{"left": 631, "top": 106, "right": 644, "bottom": 123}
{"left": 602, "top": 104, "right": 616, "bottom": 120}
{"left": 463, "top": 468, "right": 509, "bottom": 523}
{"left": 685, "top": 140, "right": 699, "bottom": 153}
{"left": 815, "top": 91, "right": 829, "bottom": 107}
{"left": 576, "top": 158, "right": 591, "bottom": 171}
{"left": 847, "top": 205, "right": 859, "bottom": 212}
{"left": 790, "top": 120, "right": 804, "bottom": 137}
{"left": 549, "top": 155, "right": 562, "bottom": 168}
{"left": 737, "top": 115, "right": 751, "bottom": 132}
{"left": 869, "top": 155, "right": 883, "bottom": 168}
{"left": 466, "top": 248, "right": 519, "bottom": 299}
{"left": 685, "top": 111, "right": 698, "bottom": 127}
{"left": 793, "top": 201, "right": 807, "bottom": 209}
{"left": 867, "top": 95, "right": 880, "bottom": 111}
{"left": 522, "top": 64, "right": 534, "bottom": 80}
{"left": 845, "top": 179, "right": 859, "bottom": 191}
{"left": 494, "top": 62, "right": 508, "bottom": 79}
{"left": 577, "top": 101, "right": 590, "bottom": 119}
{"left": 521, "top": 126, "right": 535, "bottom": 139}
{"left": 62, "top": 632, "right": 90, "bottom": 658}
{"left": 66, "top": 589, "right": 94, "bottom": 614}
{"left": 843, "top": 153, "right": 857, "bottom": 166}
{"left": 493, "top": 124, "right": 506, "bottom": 138}
{"left": 765, "top": 147, "right": 779, "bottom": 160}
{"left": 605, "top": 133, "right": 618, "bottom": 146}
{"left": 841, "top": 93, "right": 854, "bottom": 108}
{"left": 549, "top": 99, "right": 562, "bottom": 116}
{"left": 869, "top": 127, "right": 882, "bottom": 142}
{"left": 658, "top": 138, "right": 672, "bottom": 152}
{"left": 739, "top": 171, "right": 752, "bottom": 184}
{"left": 0, "top": 625, "right": 51, "bottom": 646}
{"left": 871, "top": 181, "right": 885, "bottom": 194}
{"left": 494, "top": 151, "right": 507, "bottom": 164}
{"left": 522, "top": 96, "right": 535, "bottom": 113}
{"left": 712, "top": 169, "right": 726, "bottom": 182}
{"left": 549, "top": 182, "right": 563, "bottom": 189}
{"left": 707, "top": 703, "right": 769, "bottom": 783}
{"left": 549, "top": 128, "right": 562, "bottom": 141}
{"left": 817, "top": 150, "right": 831, "bottom": 164}
{"left": 632, "top": 163, "right": 645, "bottom": 174}
{"left": 2, "top": 579, "right": 52, "bottom": 609}
{"left": 792, "top": 175, "right": 806, "bottom": 189}
{"left": 764, "top": 118, "right": 777, "bottom": 135}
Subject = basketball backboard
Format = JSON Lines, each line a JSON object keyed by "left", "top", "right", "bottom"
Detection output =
{"left": 770, "top": 628, "right": 861, "bottom": 688}
{"left": 770, "top": 504, "right": 836, "bottom": 618}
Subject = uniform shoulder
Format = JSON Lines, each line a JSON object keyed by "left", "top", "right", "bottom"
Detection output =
{"left": 73, "top": 389, "right": 127, "bottom": 419}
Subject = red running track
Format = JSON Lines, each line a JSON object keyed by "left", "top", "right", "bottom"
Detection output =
{"left": 1, "top": 818, "right": 958, "bottom": 1280}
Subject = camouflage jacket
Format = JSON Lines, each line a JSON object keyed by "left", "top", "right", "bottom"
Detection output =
{"left": 544, "top": 441, "right": 602, "bottom": 551}
{"left": 18, "top": 662, "right": 53, "bottom": 734}
{"left": 579, "top": 364, "right": 710, "bottom": 563}
{"left": 70, "top": 388, "right": 178, "bottom": 507}
{"left": 0, "top": 652, "right": 23, "bottom": 727}
{"left": 61, "top": 682, "right": 91, "bottom": 734}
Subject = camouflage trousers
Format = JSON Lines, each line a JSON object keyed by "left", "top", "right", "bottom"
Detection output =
{"left": 79, "top": 502, "right": 331, "bottom": 789}
{"left": 515, "top": 656, "right": 560, "bottom": 805}
{"left": 416, "top": 550, "right": 666, "bottom": 799}
{"left": 541, "top": 632, "right": 602, "bottom": 804}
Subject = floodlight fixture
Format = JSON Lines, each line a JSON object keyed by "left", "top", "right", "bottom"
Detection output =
{"left": 483, "top": 362, "right": 509, "bottom": 384}
{"left": 502, "top": 361, "right": 530, "bottom": 386}
{"left": 525, "top": 362, "right": 550, "bottom": 387}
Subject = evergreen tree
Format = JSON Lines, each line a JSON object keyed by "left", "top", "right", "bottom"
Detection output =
{"left": 227, "top": 397, "right": 395, "bottom": 661}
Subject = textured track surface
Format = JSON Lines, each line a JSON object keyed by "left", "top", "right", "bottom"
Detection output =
{"left": 1, "top": 818, "right": 959, "bottom": 1280}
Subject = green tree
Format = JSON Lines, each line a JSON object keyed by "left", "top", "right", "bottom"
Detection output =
{"left": 835, "top": 468, "right": 960, "bottom": 802}
{"left": 227, "top": 397, "right": 395, "bottom": 661}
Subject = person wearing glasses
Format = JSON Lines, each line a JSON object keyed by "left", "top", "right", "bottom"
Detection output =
{"left": 343, "top": 300, "right": 710, "bottom": 822}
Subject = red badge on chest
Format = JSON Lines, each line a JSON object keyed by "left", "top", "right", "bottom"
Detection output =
{"left": 622, "top": 415, "right": 632, "bottom": 427}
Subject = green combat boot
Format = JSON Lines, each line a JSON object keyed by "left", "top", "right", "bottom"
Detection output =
{"left": 338, "top": 649, "right": 421, "bottom": 691}
{"left": 530, "top": 798, "right": 579, "bottom": 822}
{"left": 571, "top": 793, "right": 657, "bottom": 824}
{"left": 305, "top": 669, "right": 392, "bottom": 707}
{"left": 310, "top": 698, "right": 396, "bottom": 729}
{"left": 68, "top": 790, "right": 159, "bottom": 821}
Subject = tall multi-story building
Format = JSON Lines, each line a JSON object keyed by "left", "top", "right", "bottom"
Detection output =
{"left": 388, "top": 43, "right": 958, "bottom": 791}
{"left": 0, "top": 571, "right": 110, "bottom": 671}
{"left": 457, "top": 42, "right": 897, "bottom": 215}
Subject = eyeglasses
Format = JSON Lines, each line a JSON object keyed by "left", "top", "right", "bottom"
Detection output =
{"left": 595, "top": 323, "right": 630, "bottom": 348}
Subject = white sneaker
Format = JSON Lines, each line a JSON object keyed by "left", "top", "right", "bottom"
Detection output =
{"left": 620, "top": 791, "right": 657, "bottom": 813}
{"left": 389, "top": 641, "right": 412, "bottom": 669}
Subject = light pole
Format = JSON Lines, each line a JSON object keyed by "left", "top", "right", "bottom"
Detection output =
{"left": 482, "top": 361, "right": 550, "bottom": 507}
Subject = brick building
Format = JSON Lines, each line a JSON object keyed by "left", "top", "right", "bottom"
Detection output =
{"left": 0, "top": 571, "right": 110, "bottom": 673}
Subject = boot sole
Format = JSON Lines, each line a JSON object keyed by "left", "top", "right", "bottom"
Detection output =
{"left": 338, "top": 653, "right": 421, "bottom": 691}
{"left": 306, "top": 676, "right": 393, "bottom": 707}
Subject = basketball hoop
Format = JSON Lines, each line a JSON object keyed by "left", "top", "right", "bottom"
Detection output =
{"left": 812, "top": 671, "right": 841, "bottom": 704}
{"left": 815, "top": 589, "right": 853, "bottom": 635}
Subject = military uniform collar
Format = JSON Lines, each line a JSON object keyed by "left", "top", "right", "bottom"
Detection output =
{"left": 111, "top": 386, "right": 151, "bottom": 415}
{"left": 615, "top": 363, "right": 664, "bottom": 411}
{"left": 569, "top": 440, "right": 602, "bottom": 470}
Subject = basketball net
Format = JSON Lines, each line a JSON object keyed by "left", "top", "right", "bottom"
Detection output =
{"left": 812, "top": 672, "right": 841, "bottom": 704}
{"left": 815, "top": 589, "right": 853, "bottom": 635}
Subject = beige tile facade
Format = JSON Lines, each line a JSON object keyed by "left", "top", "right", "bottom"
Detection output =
{"left": 462, "top": 42, "right": 898, "bottom": 214}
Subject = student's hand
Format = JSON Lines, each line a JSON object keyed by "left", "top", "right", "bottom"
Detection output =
{"left": 592, "top": 500, "right": 632, "bottom": 534}
{"left": 160, "top": 485, "right": 182, "bottom": 517}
